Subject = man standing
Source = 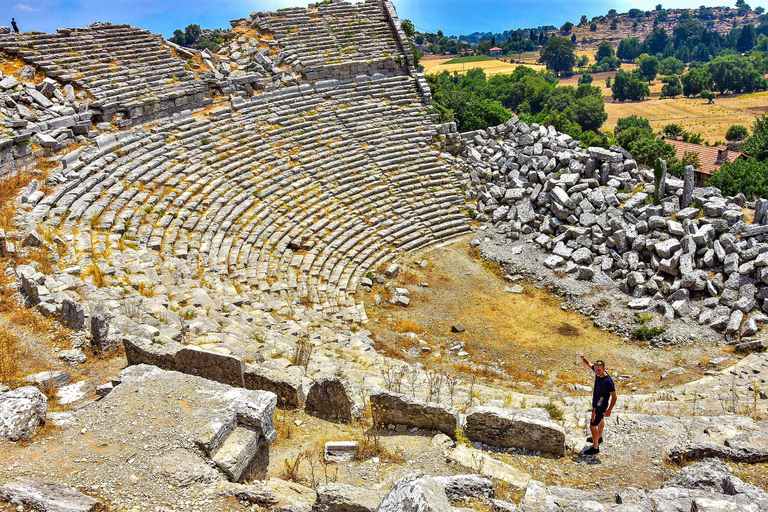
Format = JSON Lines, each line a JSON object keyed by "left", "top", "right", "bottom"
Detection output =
{"left": 11, "top": 18, "right": 19, "bottom": 33}
{"left": 579, "top": 352, "right": 617, "bottom": 455}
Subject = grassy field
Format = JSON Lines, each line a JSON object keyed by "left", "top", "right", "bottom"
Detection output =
{"left": 422, "top": 54, "right": 545, "bottom": 76}
{"left": 582, "top": 75, "right": 766, "bottom": 143}
{"left": 442, "top": 55, "right": 494, "bottom": 65}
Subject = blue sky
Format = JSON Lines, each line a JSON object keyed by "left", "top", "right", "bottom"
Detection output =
{"left": 6, "top": 0, "right": 767, "bottom": 39}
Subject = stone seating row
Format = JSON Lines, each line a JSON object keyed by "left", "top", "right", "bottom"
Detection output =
{"left": 34, "top": 75, "right": 466, "bottom": 327}
{"left": 254, "top": 0, "right": 402, "bottom": 74}
{"left": 0, "top": 26, "right": 208, "bottom": 124}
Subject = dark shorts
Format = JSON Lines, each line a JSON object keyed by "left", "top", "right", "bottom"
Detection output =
{"left": 590, "top": 408, "right": 606, "bottom": 426}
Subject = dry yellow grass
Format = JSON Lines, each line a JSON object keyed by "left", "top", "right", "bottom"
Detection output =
{"left": 602, "top": 86, "right": 768, "bottom": 144}
{"left": 564, "top": 72, "right": 768, "bottom": 143}
{"left": 422, "top": 55, "right": 545, "bottom": 76}
{"left": 393, "top": 318, "right": 424, "bottom": 334}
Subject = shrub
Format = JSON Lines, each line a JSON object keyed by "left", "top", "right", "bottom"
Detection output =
{"left": 628, "top": 138, "right": 675, "bottom": 166}
{"left": 540, "top": 401, "right": 564, "bottom": 421}
{"left": 725, "top": 124, "right": 749, "bottom": 142}
{"left": 631, "top": 325, "right": 666, "bottom": 340}
{"left": 706, "top": 159, "right": 768, "bottom": 200}
{"left": 741, "top": 114, "right": 768, "bottom": 161}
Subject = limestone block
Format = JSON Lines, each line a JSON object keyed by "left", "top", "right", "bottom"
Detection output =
{"left": 376, "top": 472, "right": 452, "bottom": 512}
{"left": 244, "top": 365, "right": 305, "bottom": 408}
{"left": 370, "top": 391, "right": 459, "bottom": 438}
{"left": 314, "top": 482, "right": 385, "bottom": 512}
{"left": 464, "top": 406, "right": 565, "bottom": 457}
{"left": 305, "top": 377, "right": 362, "bottom": 423}
{"left": 0, "top": 477, "right": 101, "bottom": 512}
{"left": 174, "top": 347, "right": 245, "bottom": 388}
{"left": 0, "top": 387, "right": 47, "bottom": 441}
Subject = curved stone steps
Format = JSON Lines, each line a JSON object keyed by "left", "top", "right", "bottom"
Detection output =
{"left": 30, "top": 74, "right": 462, "bottom": 330}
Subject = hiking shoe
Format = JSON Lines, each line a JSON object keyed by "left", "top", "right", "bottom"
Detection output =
{"left": 586, "top": 436, "right": 603, "bottom": 444}
{"left": 584, "top": 446, "right": 600, "bottom": 455}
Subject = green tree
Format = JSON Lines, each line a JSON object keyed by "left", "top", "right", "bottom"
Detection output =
{"left": 611, "top": 69, "right": 630, "bottom": 101}
{"left": 629, "top": 138, "right": 676, "bottom": 166}
{"left": 561, "top": 21, "right": 574, "bottom": 33}
{"left": 661, "top": 74, "right": 682, "bottom": 97}
{"left": 725, "top": 124, "right": 749, "bottom": 141}
{"left": 659, "top": 56, "right": 684, "bottom": 75}
{"left": 573, "top": 94, "right": 608, "bottom": 131}
{"left": 578, "top": 72, "right": 593, "bottom": 84}
{"left": 682, "top": 67, "right": 711, "bottom": 96}
{"left": 401, "top": 19, "right": 415, "bottom": 38}
{"left": 636, "top": 54, "right": 659, "bottom": 84}
{"left": 184, "top": 24, "right": 201, "bottom": 46}
{"left": 643, "top": 28, "right": 669, "bottom": 55}
{"left": 663, "top": 123, "right": 685, "bottom": 138}
{"left": 169, "top": 29, "right": 185, "bottom": 45}
{"left": 615, "top": 115, "right": 653, "bottom": 148}
{"left": 737, "top": 23, "right": 757, "bottom": 52}
{"left": 615, "top": 115, "right": 652, "bottom": 136}
{"left": 706, "top": 159, "right": 768, "bottom": 199}
{"left": 617, "top": 37, "right": 643, "bottom": 61}
{"left": 701, "top": 90, "right": 716, "bottom": 103}
{"left": 580, "top": 15, "right": 588, "bottom": 26}
{"left": 708, "top": 54, "right": 763, "bottom": 93}
{"left": 625, "top": 74, "right": 651, "bottom": 100}
{"left": 590, "top": 22, "right": 598, "bottom": 32}
{"left": 595, "top": 41, "right": 615, "bottom": 62}
{"left": 538, "top": 36, "right": 576, "bottom": 76}
{"left": 611, "top": 69, "right": 650, "bottom": 101}
{"left": 673, "top": 18, "right": 705, "bottom": 48}
{"left": 616, "top": 126, "right": 653, "bottom": 148}
{"left": 610, "top": 19, "right": 618, "bottom": 30}
{"left": 742, "top": 113, "right": 768, "bottom": 161}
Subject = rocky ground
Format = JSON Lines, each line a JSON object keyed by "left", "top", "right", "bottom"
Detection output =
{"left": 476, "top": 229, "right": 723, "bottom": 347}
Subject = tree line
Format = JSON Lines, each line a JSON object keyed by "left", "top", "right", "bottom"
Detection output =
{"left": 426, "top": 66, "right": 609, "bottom": 146}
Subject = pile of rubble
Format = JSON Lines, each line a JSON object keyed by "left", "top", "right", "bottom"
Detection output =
{"left": 455, "top": 117, "right": 768, "bottom": 340}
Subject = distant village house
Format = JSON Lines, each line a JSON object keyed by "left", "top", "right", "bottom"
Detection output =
{"left": 663, "top": 137, "right": 747, "bottom": 186}
{"left": 489, "top": 47, "right": 502, "bottom": 56}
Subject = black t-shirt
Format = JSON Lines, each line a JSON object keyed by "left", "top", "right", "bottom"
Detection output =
{"left": 592, "top": 370, "right": 615, "bottom": 411}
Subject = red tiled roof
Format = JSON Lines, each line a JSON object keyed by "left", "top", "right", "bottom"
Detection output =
{"left": 490, "top": 47, "right": 502, "bottom": 51}
{"left": 662, "top": 138, "right": 745, "bottom": 176}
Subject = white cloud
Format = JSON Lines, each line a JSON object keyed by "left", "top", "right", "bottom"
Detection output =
{"left": 14, "top": 3, "right": 38, "bottom": 11}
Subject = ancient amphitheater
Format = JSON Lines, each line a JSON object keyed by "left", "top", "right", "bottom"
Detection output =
{"left": 0, "top": 1, "right": 767, "bottom": 511}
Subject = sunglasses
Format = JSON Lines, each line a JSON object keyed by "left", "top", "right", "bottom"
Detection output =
{"left": 594, "top": 361, "right": 605, "bottom": 367}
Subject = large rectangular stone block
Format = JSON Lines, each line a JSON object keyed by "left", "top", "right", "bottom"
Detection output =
{"left": 465, "top": 406, "right": 565, "bottom": 457}
{"left": 123, "top": 336, "right": 180, "bottom": 370}
{"left": 243, "top": 366, "right": 304, "bottom": 408}
{"left": 174, "top": 347, "right": 245, "bottom": 388}
{"left": 370, "top": 391, "right": 459, "bottom": 438}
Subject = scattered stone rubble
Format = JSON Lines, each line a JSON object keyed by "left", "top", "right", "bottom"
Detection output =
{"left": 453, "top": 116, "right": 768, "bottom": 342}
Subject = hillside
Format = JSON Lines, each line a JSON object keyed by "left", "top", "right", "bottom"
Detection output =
{"left": 571, "top": 7, "right": 764, "bottom": 52}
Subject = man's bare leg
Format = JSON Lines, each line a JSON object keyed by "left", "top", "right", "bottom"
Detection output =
{"left": 590, "top": 423, "right": 600, "bottom": 449}
{"left": 596, "top": 418, "right": 605, "bottom": 446}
